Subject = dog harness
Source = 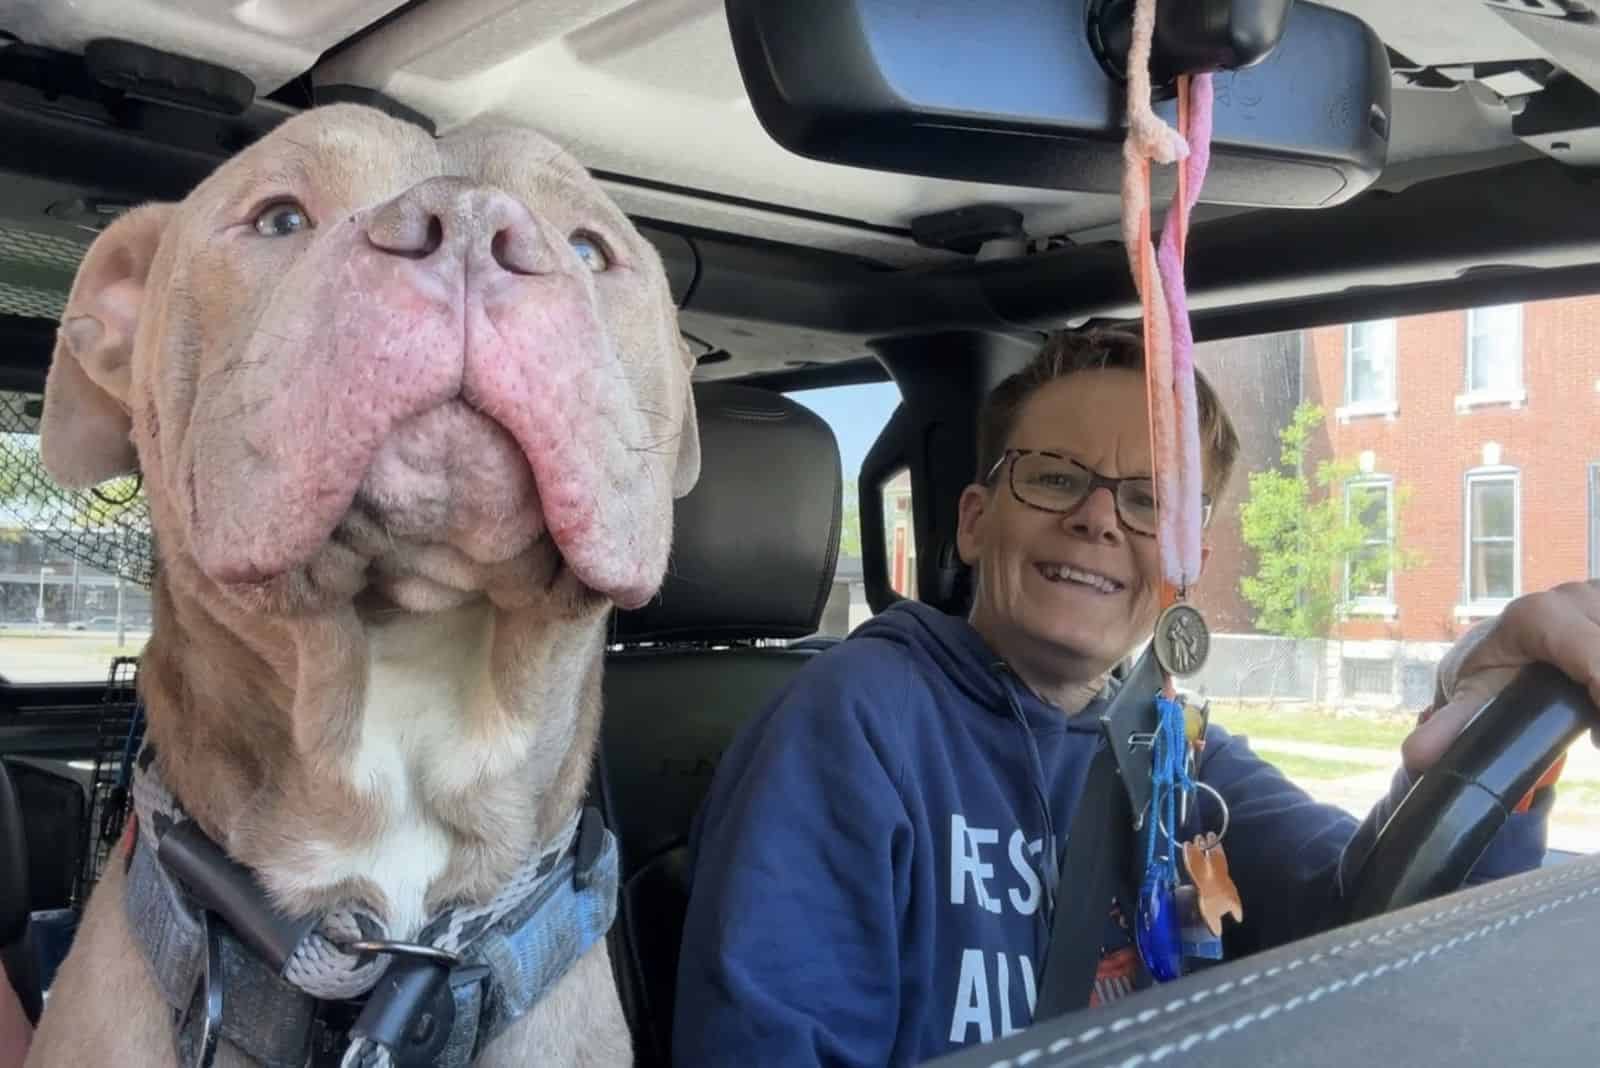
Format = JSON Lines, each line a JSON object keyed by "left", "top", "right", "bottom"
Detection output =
{"left": 121, "top": 743, "right": 620, "bottom": 1068}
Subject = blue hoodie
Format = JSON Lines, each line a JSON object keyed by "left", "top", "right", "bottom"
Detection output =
{"left": 672, "top": 601, "right": 1550, "bottom": 1067}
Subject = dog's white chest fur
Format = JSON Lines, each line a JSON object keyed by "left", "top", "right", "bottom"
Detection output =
{"left": 284, "top": 603, "right": 533, "bottom": 938}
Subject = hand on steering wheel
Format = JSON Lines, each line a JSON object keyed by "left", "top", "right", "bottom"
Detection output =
{"left": 1403, "top": 581, "right": 1600, "bottom": 777}
{"left": 1345, "top": 581, "right": 1600, "bottom": 923}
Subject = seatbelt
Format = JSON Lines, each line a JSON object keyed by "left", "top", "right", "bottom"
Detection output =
{"left": 1033, "top": 641, "right": 1172, "bottom": 1019}
{"left": 1033, "top": 744, "right": 1138, "bottom": 1019}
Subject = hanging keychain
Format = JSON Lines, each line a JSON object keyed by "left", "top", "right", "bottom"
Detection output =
{"left": 1131, "top": 691, "right": 1192, "bottom": 981}
{"left": 1117, "top": 0, "right": 1243, "bottom": 983}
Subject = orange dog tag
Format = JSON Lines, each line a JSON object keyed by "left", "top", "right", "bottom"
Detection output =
{"left": 1182, "top": 834, "right": 1243, "bottom": 937}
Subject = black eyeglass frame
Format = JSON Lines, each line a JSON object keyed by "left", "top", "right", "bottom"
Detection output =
{"left": 982, "top": 448, "right": 1214, "bottom": 536}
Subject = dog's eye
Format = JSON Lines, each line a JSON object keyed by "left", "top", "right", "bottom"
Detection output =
{"left": 253, "top": 200, "right": 312, "bottom": 238}
{"left": 569, "top": 232, "right": 611, "bottom": 272}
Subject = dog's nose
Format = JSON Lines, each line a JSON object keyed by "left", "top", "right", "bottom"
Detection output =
{"left": 365, "top": 177, "right": 551, "bottom": 276}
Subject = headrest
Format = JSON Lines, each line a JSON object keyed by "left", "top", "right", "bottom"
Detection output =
{"left": 614, "top": 382, "right": 841, "bottom": 643}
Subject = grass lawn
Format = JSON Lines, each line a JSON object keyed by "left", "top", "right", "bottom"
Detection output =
{"left": 1262, "top": 752, "right": 1382, "bottom": 781}
{"left": 1208, "top": 702, "right": 1414, "bottom": 751}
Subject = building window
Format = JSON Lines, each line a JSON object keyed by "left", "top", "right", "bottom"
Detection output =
{"left": 1340, "top": 320, "right": 1397, "bottom": 419}
{"left": 1467, "top": 305, "right": 1523, "bottom": 393}
{"left": 1589, "top": 463, "right": 1600, "bottom": 581}
{"left": 1460, "top": 304, "right": 1525, "bottom": 409}
{"left": 1345, "top": 477, "right": 1395, "bottom": 613}
{"left": 1462, "top": 468, "right": 1519, "bottom": 612}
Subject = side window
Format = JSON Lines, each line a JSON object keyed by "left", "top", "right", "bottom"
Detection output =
{"left": 787, "top": 381, "right": 904, "bottom": 638}
{"left": 0, "top": 392, "right": 153, "bottom": 682}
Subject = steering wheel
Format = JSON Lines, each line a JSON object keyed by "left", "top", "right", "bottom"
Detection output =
{"left": 1343, "top": 662, "right": 1600, "bottom": 924}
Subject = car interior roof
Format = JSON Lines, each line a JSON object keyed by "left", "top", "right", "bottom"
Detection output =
{"left": 1, "top": 2, "right": 1599, "bottom": 388}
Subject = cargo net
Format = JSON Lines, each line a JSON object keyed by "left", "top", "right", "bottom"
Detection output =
{"left": 0, "top": 389, "right": 154, "bottom": 587}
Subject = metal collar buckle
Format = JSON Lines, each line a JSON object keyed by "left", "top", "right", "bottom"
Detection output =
{"left": 181, "top": 912, "right": 226, "bottom": 1068}
{"left": 342, "top": 940, "right": 490, "bottom": 1068}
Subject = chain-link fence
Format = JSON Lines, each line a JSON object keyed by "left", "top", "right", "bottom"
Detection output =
{"left": 0, "top": 390, "right": 153, "bottom": 589}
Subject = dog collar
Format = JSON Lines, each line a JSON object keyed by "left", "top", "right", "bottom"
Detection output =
{"left": 122, "top": 747, "right": 619, "bottom": 1068}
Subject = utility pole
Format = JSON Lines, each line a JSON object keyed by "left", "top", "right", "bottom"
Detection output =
{"left": 115, "top": 538, "right": 126, "bottom": 648}
{"left": 36, "top": 564, "right": 52, "bottom": 625}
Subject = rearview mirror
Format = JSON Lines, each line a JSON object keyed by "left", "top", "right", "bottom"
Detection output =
{"left": 725, "top": 0, "right": 1390, "bottom": 208}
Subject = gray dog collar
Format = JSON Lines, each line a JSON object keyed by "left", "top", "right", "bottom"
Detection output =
{"left": 122, "top": 746, "right": 619, "bottom": 1068}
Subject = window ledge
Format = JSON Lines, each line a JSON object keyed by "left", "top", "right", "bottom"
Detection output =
{"left": 1344, "top": 601, "right": 1399, "bottom": 620}
{"left": 1454, "top": 602, "right": 1510, "bottom": 621}
{"left": 1336, "top": 401, "right": 1398, "bottom": 423}
{"left": 1455, "top": 389, "right": 1527, "bottom": 412}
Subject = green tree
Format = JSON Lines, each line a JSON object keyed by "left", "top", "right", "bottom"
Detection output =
{"left": 0, "top": 433, "right": 49, "bottom": 508}
{"left": 1239, "top": 404, "right": 1416, "bottom": 639}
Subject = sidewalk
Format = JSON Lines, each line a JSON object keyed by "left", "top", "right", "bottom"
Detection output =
{"left": 1243, "top": 734, "right": 1600, "bottom": 781}
{"left": 1241, "top": 736, "right": 1600, "bottom": 854}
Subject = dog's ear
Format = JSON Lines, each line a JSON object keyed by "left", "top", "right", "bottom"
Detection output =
{"left": 41, "top": 204, "right": 175, "bottom": 487}
{"left": 671, "top": 359, "right": 701, "bottom": 499}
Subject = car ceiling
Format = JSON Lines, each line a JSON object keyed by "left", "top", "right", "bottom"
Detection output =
{"left": 1, "top": 0, "right": 1596, "bottom": 269}
{"left": 1, "top": 0, "right": 1599, "bottom": 388}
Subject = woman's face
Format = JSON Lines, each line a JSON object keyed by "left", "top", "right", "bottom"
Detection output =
{"left": 958, "top": 369, "right": 1179, "bottom": 680}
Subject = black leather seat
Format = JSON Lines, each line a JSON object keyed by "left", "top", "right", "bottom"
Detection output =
{"left": 598, "top": 381, "right": 843, "bottom": 1068}
{"left": 0, "top": 759, "right": 41, "bottom": 1025}
{"left": 1, "top": 758, "right": 89, "bottom": 1022}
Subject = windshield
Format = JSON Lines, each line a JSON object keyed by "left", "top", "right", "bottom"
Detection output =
{"left": 795, "top": 294, "right": 1600, "bottom": 855}
{"left": 9, "top": 293, "right": 1600, "bottom": 851}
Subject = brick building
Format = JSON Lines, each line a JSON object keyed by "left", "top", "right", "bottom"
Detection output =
{"left": 1302, "top": 295, "right": 1600, "bottom": 702}
{"left": 1192, "top": 294, "right": 1600, "bottom": 707}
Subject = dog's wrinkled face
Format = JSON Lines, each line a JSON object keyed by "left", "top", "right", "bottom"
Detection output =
{"left": 40, "top": 105, "right": 699, "bottom": 615}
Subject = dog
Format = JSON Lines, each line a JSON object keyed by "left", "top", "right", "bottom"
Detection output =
{"left": 25, "top": 103, "right": 700, "bottom": 1067}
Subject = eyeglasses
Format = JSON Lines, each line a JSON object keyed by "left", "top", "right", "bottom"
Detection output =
{"left": 983, "top": 449, "right": 1213, "bottom": 537}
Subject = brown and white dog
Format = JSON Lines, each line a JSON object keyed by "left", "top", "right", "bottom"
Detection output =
{"left": 25, "top": 103, "right": 700, "bottom": 1066}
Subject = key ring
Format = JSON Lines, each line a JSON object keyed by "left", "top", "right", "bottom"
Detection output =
{"left": 1154, "top": 778, "right": 1229, "bottom": 845}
